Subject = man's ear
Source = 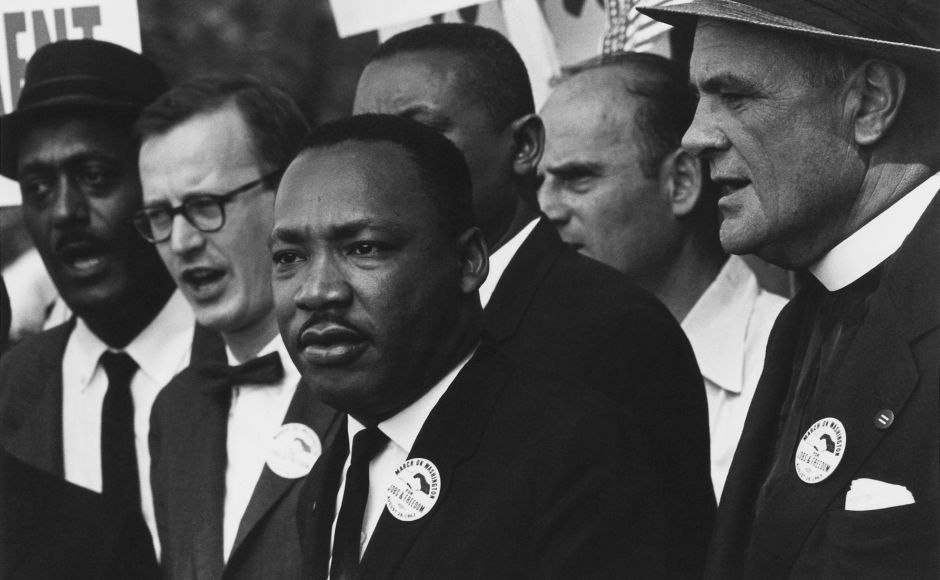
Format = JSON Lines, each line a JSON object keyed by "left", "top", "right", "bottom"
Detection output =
{"left": 456, "top": 226, "right": 489, "bottom": 294}
{"left": 659, "top": 148, "right": 703, "bottom": 218}
{"left": 845, "top": 60, "right": 906, "bottom": 146}
{"left": 508, "top": 114, "right": 545, "bottom": 177}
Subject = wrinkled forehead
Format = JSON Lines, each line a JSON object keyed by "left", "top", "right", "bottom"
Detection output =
{"left": 17, "top": 114, "right": 133, "bottom": 169}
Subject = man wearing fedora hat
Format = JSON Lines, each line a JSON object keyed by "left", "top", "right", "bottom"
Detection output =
{"left": 639, "top": 0, "right": 940, "bottom": 577}
{"left": 0, "top": 39, "right": 219, "bottom": 577}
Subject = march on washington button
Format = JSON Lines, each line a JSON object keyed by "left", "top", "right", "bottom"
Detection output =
{"left": 794, "top": 417, "right": 846, "bottom": 484}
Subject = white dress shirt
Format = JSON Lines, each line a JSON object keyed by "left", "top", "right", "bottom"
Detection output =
{"left": 810, "top": 171, "right": 940, "bottom": 291}
{"left": 62, "top": 290, "right": 195, "bottom": 556}
{"left": 222, "top": 334, "right": 302, "bottom": 562}
{"left": 478, "top": 218, "right": 540, "bottom": 308}
{"left": 330, "top": 349, "right": 476, "bottom": 563}
{"left": 681, "top": 256, "right": 787, "bottom": 500}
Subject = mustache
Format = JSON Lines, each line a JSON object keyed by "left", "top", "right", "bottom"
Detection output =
{"left": 54, "top": 231, "right": 108, "bottom": 253}
{"left": 297, "top": 311, "right": 368, "bottom": 339}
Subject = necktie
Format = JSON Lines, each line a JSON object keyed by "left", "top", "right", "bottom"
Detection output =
{"left": 199, "top": 351, "right": 285, "bottom": 394}
{"left": 100, "top": 351, "right": 140, "bottom": 510}
{"left": 329, "top": 427, "right": 389, "bottom": 580}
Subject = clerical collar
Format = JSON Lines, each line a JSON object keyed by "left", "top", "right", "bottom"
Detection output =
{"left": 810, "top": 171, "right": 940, "bottom": 291}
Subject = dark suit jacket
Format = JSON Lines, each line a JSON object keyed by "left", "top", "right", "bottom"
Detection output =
{"left": 486, "top": 219, "right": 714, "bottom": 576}
{"left": 150, "top": 363, "right": 341, "bottom": 580}
{"left": 705, "top": 191, "right": 940, "bottom": 579}
{"left": 0, "top": 320, "right": 223, "bottom": 579}
{"left": 298, "top": 342, "right": 670, "bottom": 579}
{"left": 0, "top": 450, "right": 157, "bottom": 580}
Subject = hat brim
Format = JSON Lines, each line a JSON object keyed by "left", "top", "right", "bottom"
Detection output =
{"left": 0, "top": 97, "right": 141, "bottom": 180}
{"left": 638, "top": 0, "right": 940, "bottom": 65}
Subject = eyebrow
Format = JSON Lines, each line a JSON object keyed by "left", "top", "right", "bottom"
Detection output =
{"left": 542, "top": 160, "right": 603, "bottom": 177}
{"left": 396, "top": 105, "right": 455, "bottom": 132}
{"left": 694, "top": 72, "right": 761, "bottom": 94}
{"left": 18, "top": 151, "right": 122, "bottom": 176}
{"left": 269, "top": 218, "right": 412, "bottom": 247}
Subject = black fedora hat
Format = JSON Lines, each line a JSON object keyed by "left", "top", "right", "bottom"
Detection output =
{"left": 0, "top": 39, "right": 168, "bottom": 180}
{"left": 638, "top": 0, "right": 940, "bottom": 64}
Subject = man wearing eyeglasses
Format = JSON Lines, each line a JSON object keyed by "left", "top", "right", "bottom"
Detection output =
{"left": 136, "top": 75, "right": 339, "bottom": 580}
{"left": 0, "top": 40, "right": 211, "bottom": 579}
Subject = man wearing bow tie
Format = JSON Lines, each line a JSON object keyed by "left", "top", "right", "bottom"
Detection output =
{"left": 137, "top": 75, "right": 339, "bottom": 579}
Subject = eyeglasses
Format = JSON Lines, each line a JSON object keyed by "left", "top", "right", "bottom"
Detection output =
{"left": 132, "top": 169, "right": 283, "bottom": 243}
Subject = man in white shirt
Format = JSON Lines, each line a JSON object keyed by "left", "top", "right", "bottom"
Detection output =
{"left": 538, "top": 52, "right": 787, "bottom": 500}
{"left": 641, "top": 0, "right": 940, "bottom": 577}
{"left": 275, "top": 114, "right": 670, "bottom": 579}
{"left": 353, "top": 24, "right": 714, "bottom": 576}
{"left": 0, "top": 39, "right": 194, "bottom": 578}
{"left": 137, "top": 75, "right": 338, "bottom": 579}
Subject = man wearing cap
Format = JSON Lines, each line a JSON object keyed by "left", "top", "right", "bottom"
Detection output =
{"left": 354, "top": 23, "right": 714, "bottom": 576}
{"left": 639, "top": 0, "right": 940, "bottom": 577}
{"left": 136, "top": 75, "right": 339, "bottom": 579}
{"left": 0, "top": 40, "right": 218, "bottom": 576}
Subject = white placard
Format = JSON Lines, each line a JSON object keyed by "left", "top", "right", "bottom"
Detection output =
{"left": 329, "top": 0, "right": 496, "bottom": 38}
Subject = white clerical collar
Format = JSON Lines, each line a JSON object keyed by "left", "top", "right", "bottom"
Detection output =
{"left": 348, "top": 346, "right": 477, "bottom": 455}
{"left": 478, "top": 218, "right": 540, "bottom": 308}
{"left": 810, "top": 171, "right": 940, "bottom": 291}
{"left": 71, "top": 290, "right": 194, "bottom": 391}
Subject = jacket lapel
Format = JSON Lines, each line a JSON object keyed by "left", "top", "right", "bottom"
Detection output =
{"left": 4, "top": 321, "right": 74, "bottom": 476}
{"left": 185, "top": 386, "right": 229, "bottom": 580}
{"left": 748, "top": 191, "right": 940, "bottom": 574}
{"left": 227, "top": 381, "right": 340, "bottom": 564}
{"left": 484, "top": 219, "right": 561, "bottom": 342}
{"left": 355, "top": 343, "right": 514, "bottom": 579}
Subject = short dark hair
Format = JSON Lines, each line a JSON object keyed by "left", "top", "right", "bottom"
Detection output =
{"left": 369, "top": 23, "right": 534, "bottom": 130}
{"left": 136, "top": 74, "right": 309, "bottom": 172}
{"left": 562, "top": 52, "right": 696, "bottom": 179}
{"left": 301, "top": 114, "right": 474, "bottom": 237}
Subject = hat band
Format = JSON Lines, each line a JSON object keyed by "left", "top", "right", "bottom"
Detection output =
{"left": 17, "top": 75, "right": 149, "bottom": 110}
{"left": 746, "top": 0, "right": 938, "bottom": 49}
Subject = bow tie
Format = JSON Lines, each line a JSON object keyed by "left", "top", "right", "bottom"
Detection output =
{"left": 199, "top": 351, "right": 285, "bottom": 394}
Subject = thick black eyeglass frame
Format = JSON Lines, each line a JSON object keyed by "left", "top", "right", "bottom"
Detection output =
{"left": 133, "top": 169, "right": 283, "bottom": 243}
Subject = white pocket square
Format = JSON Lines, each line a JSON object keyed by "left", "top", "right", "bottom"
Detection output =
{"left": 845, "top": 478, "right": 915, "bottom": 511}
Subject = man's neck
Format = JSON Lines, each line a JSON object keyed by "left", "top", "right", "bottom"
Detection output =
{"left": 80, "top": 284, "right": 175, "bottom": 349}
{"left": 652, "top": 236, "right": 727, "bottom": 322}
{"left": 489, "top": 199, "right": 539, "bottom": 254}
{"left": 223, "top": 312, "right": 281, "bottom": 363}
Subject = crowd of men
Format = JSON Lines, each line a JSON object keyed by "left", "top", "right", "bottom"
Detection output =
{"left": 0, "top": 0, "right": 937, "bottom": 578}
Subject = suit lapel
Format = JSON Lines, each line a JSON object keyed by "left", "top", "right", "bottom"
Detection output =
{"left": 186, "top": 386, "right": 229, "bottom": 580}
{"left": 484, "top": 219, "right": 561, "bottom": 342}
{"left": 227, "top": 381, "right": 340, "bottom": 563}
{"left": 749, "top": 191, "right": 940, "bottom": 573}
{"left": 4, "top": 320, "right": 73, "bottom": 476}
{"left": 356, "top": 343, "right": 514, "bottom": 579}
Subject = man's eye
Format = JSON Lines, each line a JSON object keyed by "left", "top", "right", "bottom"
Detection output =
{"left": 19, "top": 178, "right": 53, "bottom": 205}
{"left": 349, "top": 242, "right": 383, "bottom": 257}
{"left": 272, "top": 251, "right": 303, "bottom": 266}
{"left": 76, "top": 164, "right": 118, "bottom": 190}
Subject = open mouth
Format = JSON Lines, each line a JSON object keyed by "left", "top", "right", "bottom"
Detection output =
{"left": 180, "top": 267, "right": 227, "bottom": 300}
{"left": 299, "top": 323, "right": 368, "bottom": 366}
{"left": 56, "top": 238, "right": 111, "bottom": 277}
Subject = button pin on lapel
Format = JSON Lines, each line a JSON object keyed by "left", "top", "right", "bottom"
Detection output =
{"left": 794, "top": 417, "right": 846, "bottom": 484}
{"left": 874, "top": 409, "right": 895, "bottom": 430}
{"left": 266, "top": 423, "right": 321, "bottom": 479}
{"left": 386, "top": 458, "right": 441, "bottom": 521}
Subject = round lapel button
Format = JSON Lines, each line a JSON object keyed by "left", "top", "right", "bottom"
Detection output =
{"left": 874, "top": 409, "right": 895, "bottom": 430}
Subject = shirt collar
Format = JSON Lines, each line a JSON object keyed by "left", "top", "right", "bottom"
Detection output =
{"left": 72, "top": 290, "right": 194, "bottom": 391}
{"left": 681, "top": 256, "right": 758, "bottom": 394}
{"left": 810, "top": 171, "right": 940, "bottom": 291}
{"left": 478, "top": 218, "right": 540, "bottom": 308}
{"left": 347, "top": 347, "right": 477, "bottom": 454}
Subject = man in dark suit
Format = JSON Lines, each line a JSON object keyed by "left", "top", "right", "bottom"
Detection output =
{"left": 0, "top": 40, "right": 208, "bottom": 577}
{"left": 641, "top": 0, "right": 940, "bottom": 577}
{"left": 353, "top": 23, "right": 714, "bottom": 576}
{"left": 136, "top": 76, "right": 338, "bottom": 579}
{"left": 274, "top": 114, "right": 669, "bottom": 578}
